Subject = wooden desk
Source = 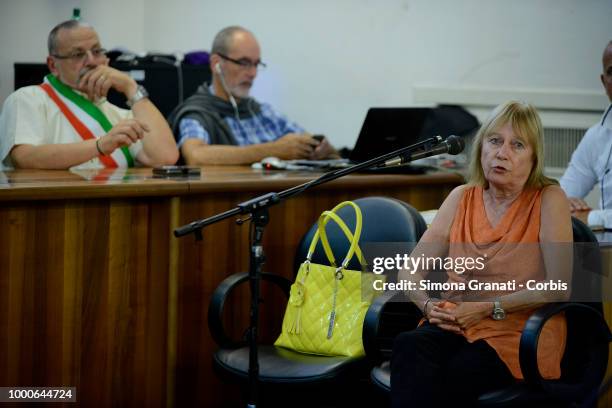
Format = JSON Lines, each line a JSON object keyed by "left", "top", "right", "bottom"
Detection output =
{"left": 0, "top": 167, "right": 462, "bottom": 407}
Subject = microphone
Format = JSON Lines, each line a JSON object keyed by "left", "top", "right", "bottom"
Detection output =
{"left": 380, "top": 135, "right": 465, "bottom": 167}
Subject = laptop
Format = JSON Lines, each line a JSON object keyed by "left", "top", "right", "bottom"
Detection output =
{"left": 350, "top": 107, "right": 431, "bottom": 163}
{"left": 347, "top": 106, "right": 479, "bottom": 173}
{"left": 278, "top": 106, "right": 478, "bottom": 172}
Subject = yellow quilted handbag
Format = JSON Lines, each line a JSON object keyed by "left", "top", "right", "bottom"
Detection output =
{"left": 274, "top": 201, "right": 382, "bottom": 357}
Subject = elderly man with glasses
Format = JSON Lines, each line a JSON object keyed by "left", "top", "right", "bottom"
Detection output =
{"left": 0, "top": 20, "right": 178, "bottom": 170}
{"left": 168, "top": 25, "right": 337, "bottom": 165}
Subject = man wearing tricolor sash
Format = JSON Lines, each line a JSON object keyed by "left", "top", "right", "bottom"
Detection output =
{"left": 0, "top": 20, "right": 179, "bottom": 170}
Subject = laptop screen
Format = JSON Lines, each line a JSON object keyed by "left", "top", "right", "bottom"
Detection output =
{"left": 349, "top": 106, "right": 479, "bottom": 163}
{"left": 349, "top": 108, "right": 431, "bottom": 163}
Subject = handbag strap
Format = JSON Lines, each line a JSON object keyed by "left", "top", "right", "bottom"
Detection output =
{"left": 318, "top": 211, "right": 367, "bottom": 268}
{"left": 306, "top": 201, "right": 366, "bottom": 268}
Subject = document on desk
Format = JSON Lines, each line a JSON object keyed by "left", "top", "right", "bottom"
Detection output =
{"left": 252, "top": 158, "right": 350, "bottom": 171}
{"left": 288, "top": 159, "right": 350, "bottom": 169}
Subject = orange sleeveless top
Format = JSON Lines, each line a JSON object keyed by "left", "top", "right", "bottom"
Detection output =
{"left": 445, "top": 185, "right": 566, "bottom": 379}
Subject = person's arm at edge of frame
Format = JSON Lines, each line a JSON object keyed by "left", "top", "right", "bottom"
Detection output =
{"left": 560, "top": 126, "right": 599, "bottom": 212}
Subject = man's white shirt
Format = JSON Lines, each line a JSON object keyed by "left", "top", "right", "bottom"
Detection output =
{"left": 560, "top": 104, "right": 612, "bottom": 227}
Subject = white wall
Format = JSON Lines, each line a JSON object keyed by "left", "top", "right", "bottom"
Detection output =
{"left": 1, "top": 0, "right": 611, "bottom": 148}
{"left": 0, "top": 0, "right": 145, "bottom": 110}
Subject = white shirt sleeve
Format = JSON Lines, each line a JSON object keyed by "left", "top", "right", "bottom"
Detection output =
{"left": 0, "top": 87, "right": 48, "bottom": 169}
{"left": 587, "top": 209, "right": 612, "bottom": 228}
{"left": 559, "top": 125, "right": 600, "bottom": 199}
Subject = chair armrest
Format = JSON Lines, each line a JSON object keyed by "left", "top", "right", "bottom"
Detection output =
{"left": 363, "top": 291, "right": 395, "bottom": 360}
{"left": 519, "top": 302, "right": 612, "bottom": 386}
{"left": 208, "top": 272, "right": 292, "bottom": 348}
{"left": 362, "top": 292, "right": 422, "bottom": 362}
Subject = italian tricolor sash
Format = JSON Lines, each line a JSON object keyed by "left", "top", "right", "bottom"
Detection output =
{"left": 39, "top": 74, "right": 134, "bottom": 168}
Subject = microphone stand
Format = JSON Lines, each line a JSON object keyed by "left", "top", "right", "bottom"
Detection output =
{"left": 174, "top": 135, "right": 445, "bottom": 408}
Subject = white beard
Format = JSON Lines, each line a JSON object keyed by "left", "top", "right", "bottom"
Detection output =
{"left": 230, "top": 83, "right": 252, "bottom": 99}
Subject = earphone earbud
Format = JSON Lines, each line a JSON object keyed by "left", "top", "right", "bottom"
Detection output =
{"left": 214, "top": 60, "right": 239, "bottom": 116}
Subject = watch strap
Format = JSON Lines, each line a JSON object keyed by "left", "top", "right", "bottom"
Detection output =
{"left": 126, "top": 85, "right": 148, "bottom": 107}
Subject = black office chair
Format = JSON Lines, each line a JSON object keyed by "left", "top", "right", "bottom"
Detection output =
{"left": 365, "top": 217, "right": 612, "bottom": 407}
{"left": 208, "top": 196, "right": 427, "bottom": 406}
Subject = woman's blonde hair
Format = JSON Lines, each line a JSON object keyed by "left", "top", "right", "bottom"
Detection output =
{"left": 468, "top": 100, "right": 557, "bottom": 189}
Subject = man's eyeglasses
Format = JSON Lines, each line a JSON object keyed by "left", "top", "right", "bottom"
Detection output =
{"left": 52, "top": 48, "right": 108, "bottom": 62}
{"left": 217, "top": 53, "right": 266, "bottom": 70}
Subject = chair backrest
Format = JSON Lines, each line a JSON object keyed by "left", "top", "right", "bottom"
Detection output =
{"left": 293, "top": 197, "right": 427, "bottom": 273}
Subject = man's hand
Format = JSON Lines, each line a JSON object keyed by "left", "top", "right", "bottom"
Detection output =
{"left": 310, "top": 136, "right": 337, "bottom": 160}
{"left": 269, "top": 133, "right": 319, "bottom": 160}
{"left": 567, "top": 197, "right": 591, "bottom": 212}
{"left": 97, "top": 118, "right": 150, "bottom": 155}
{"left": 572, "top": 209, "right": 590, "bottom": 225}
{"left": 78, "top": 65, "right": 138, "bottom": 102}
{"left": 568, "top": 197, "right": 591, "bottom": 225}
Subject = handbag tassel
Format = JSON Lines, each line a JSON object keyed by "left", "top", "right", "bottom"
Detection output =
{"left": 287, "top": 279, "right": 306, "bottom": 334}
{"left": 287, "top": 306, "right": 302, "bottom": 334}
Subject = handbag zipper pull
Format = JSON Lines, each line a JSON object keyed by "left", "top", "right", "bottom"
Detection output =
{"left": 327, "top": 267, "right": 343, "bottom": 339}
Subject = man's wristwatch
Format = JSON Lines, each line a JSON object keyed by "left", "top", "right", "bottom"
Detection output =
{"left": 492, "top": 300, "right": 506, "bottom": 320}
{"left": 126, "top": 85, "right": 149, "bottom": 108}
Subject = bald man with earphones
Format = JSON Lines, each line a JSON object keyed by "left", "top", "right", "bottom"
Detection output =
{"left": 168, "top": 26, "right": 338, "bottom": 165}
{"left": 560, "top": 41, "right": 612, "bottom": 228}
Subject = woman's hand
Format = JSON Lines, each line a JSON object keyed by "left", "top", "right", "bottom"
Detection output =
{"left": 426, "top": 301, "right": 463, "bottom": 333}
{"left": 446, "top": 302, "right": 492, "bottom": 331}
{"left": 427, "top": 301, "right": 492, "bottom": 333}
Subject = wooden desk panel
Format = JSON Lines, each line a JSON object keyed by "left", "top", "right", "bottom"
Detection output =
{"left": 0, "top": 167, "right": 462, "bottom": 407}
{"left": 0, "top": 197, "right": 172, "bottom": 407}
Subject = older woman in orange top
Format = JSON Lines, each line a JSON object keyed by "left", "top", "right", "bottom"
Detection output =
{"left": 391, "top": 101, "right": 573, "bottom": 407}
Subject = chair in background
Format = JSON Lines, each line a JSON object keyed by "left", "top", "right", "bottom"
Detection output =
{"left": 365, "top": 217, "right": 612, "bottom": 407}
{"left": 207, "top": 196, "right": 426, "bottom": 406}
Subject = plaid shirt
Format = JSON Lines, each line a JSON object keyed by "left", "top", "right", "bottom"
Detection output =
{"left": 177, "top": 94, "right": 305, "bottom": 148}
